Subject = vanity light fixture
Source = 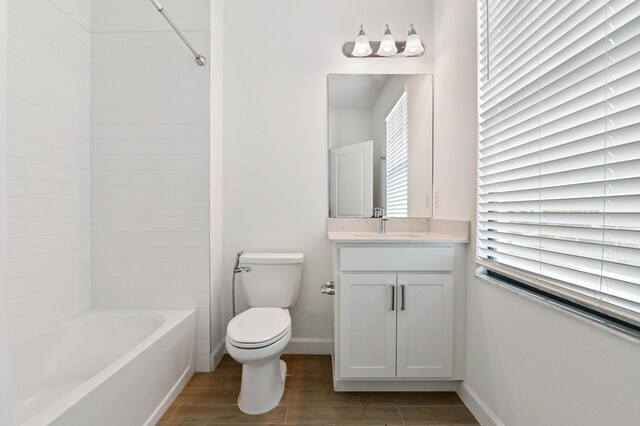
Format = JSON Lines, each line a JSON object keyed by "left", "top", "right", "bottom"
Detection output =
{"left": 352, "top": 25, "right": 373, "bottom": 57}
{"left": 343, "top": 23, "right": 425, "bottom": 58}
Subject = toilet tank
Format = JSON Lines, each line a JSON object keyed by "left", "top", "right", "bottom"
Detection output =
{"left": 239, "top": 253, "right": 304, "bottom": 308}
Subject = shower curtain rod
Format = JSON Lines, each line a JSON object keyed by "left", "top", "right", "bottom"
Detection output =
{"left": 149, "top": 0, "right": 207, "bottom": 66}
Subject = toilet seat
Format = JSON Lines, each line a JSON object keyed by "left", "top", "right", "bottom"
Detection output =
{"left": 227, "top": 308, "right": 291, "bottom": 349}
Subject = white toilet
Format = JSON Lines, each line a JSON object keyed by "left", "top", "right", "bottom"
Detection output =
{"left": 225, "top": 252, "right": 304, "bottom": 414}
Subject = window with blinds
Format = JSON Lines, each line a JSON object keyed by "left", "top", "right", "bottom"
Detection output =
{"left": 386, "top": 91, "right": 409, "bottom": 218}
{"left": 477, "top": 0, "right": 640, "bottom": 327}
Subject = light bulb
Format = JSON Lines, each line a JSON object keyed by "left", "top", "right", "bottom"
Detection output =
{"left": 351, "top": 24, "right": 372, "bottom": 57}
{"left": 376, "top": 24, "right": 397, "bottom": 56}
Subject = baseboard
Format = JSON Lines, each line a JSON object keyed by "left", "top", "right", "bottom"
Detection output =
{"left": 334, "top": 379, "right": 460, "bottom": 392}
{"left": 210, "top": 336, "right": 333, "bottom": 364}
{"left": 285, "top": 337, "right": 333, "bottom": 354}
{"left": 456, "top": 382, "right": 504, "bottom": 426}
{"left": 145, "top": 363, "right": 193, "bottom": 426}
{"left": 210, "top": 338, "right": 226, "bottom": 370}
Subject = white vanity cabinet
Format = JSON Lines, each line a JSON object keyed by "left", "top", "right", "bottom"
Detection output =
{"left": 339, "top": 272, "right": 453, "bottom": 378}
{"left": 333, "top": 244, "right": 459, "bottom": 388}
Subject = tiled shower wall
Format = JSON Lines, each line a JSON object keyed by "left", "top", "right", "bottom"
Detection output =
{"left": 90, "top": 31, "right": 211, "bottom": 371}
{"left": 5, "top": 0, "right": 211, "bottom": 371}
{"left": 6, "top": 0, "right": 91, "bottom": 340}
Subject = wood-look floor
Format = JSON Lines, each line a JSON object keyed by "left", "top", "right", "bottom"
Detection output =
{"left": 158, "top": 355, "right": 479, "bottom": 425}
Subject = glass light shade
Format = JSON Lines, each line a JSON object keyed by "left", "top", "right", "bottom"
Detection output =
{"left": 376, "top": 25, "right": 397, "bottom": 56}
{"left": 403, "top": 33, "right": 424, "bottom": 56}
{"left": 353, "top": 35, "right": 372, "bottom": 56}
{"left": 352, "top": 25, "right": 372, "bottom": 57}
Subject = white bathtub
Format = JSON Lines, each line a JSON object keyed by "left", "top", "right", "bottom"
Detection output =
{"left": 10, "top": 308, "right": 196, "bottom": 426}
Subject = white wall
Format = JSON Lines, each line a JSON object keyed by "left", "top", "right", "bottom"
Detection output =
{"left": 405, "top": 75, "right": 432, "bottom": 218}
{"left": 91, "top": 0, "right": 209, "bottom": 33}
{"left": 432, "top": 1, "right": 640, "bottom": 425}
{"left": 0, "top": 0, "right": 10, "bottom": 422}
{"left": 90, "top": 0, "right": 211, "bottom": 372}
{"left": 431, "top": 3, "right": 476, "bottom": 222}
{"left": 50, "top": 0, "right": 91, "bottom": 30}
{"left": 210, "top": 0, "right": 225, "bottom": 368}
{"left": 465, "top": 280, "right": 640, "bottom": 425}
{"left": 6, "top": 0, "right": 92, "bottom": 341}
{"left": 221, "top": 0, "right": 433, "bottom": 352}
{"left": 331, "top": 109, "right": 374, "bottom": 149}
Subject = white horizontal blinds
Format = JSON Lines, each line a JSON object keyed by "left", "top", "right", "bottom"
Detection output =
{"left": 478, "top": 0, "right": 640, "bottom": 321}
{"left": 536, "top": 0, "right": 608, "bottom": 300}
{"left": 386, "top": 91, "right": 409, "bottom": 218}
{"left": 602, "top": 0, "right": 640, "bottom": 312}
{"left": 479, "top": 0, "right": 543, "bottom": 282}
{"left": 478, "top": 0, "right": 489, "bottom": 84}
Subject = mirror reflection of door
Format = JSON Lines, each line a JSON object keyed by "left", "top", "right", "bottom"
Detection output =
{"left": 329, "top": 141, "right": 373, "bottom": 217}
{"left": 385, "top": 91, "right": 408, "bottom": 218}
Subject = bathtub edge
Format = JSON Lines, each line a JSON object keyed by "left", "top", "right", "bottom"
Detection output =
{"left": 144, "top": 362, "right": 194, "bottom": 426}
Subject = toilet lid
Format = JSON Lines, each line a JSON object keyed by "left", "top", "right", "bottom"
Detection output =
{"left": 227, "top": 308, "right": 291, "bottom": 348}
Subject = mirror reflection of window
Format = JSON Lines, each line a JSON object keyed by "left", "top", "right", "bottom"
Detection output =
{"left": 385, "top": 91, "right": 408, "bottom": 218}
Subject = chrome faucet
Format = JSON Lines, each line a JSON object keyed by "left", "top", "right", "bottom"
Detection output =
{"left": 373, "top": 207, "right": 389, "bottom": 234}
{"left": 379, "top": 214, "right": 389, "bottom": 234}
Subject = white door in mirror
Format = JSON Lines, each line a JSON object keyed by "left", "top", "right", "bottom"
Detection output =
{"left": 329, "top": 140, "right": 373, "bottom": 217}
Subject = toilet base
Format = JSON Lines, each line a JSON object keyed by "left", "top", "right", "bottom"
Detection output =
{"left": 238, "top": 358, "right": 287, "bottom": 415}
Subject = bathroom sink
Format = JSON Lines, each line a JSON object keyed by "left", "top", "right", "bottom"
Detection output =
{"left": 327, "top": 229, "right": 470, "bottom": 243}
{"left": 352, "top": 232, "right": 378, "bottom": 238}
{"left": 352, "top": 232, "right": 427, "bottom": 239}
{"left": 383, "top": 232, "right": 425, "bottom": 239}
{"left": 327, "top": 230, "right": 469, "bottom": 244}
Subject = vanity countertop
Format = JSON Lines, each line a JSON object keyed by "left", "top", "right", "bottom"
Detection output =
{"left": 327, "top": 231, "right": 469, "bottom": 244}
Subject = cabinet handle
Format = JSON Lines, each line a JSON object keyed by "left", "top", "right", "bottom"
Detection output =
{"left": 400, "top": 284, "right": 406, "bottom": 310}
{"left": 389, "top": 285, "right": 395, "bottom": 311}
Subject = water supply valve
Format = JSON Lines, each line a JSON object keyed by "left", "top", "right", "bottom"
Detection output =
{"left": 321, "top": 281, "right": 335, "bottom": 295}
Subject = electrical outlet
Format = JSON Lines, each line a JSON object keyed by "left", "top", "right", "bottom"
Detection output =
{"left": 434, "top": 191, "right": 440, "bottom": 209}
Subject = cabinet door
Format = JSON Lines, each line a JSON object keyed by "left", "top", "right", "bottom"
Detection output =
{"left": 396, "top": 273, "right": 453, "bottom": 378}
{"left": 339, "top": 273, "right": 397, "bottom": 378}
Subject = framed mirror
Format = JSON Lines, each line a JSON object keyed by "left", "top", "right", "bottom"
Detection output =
{"left": 328, "top": 74, "right": 433, "bottom": 218}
